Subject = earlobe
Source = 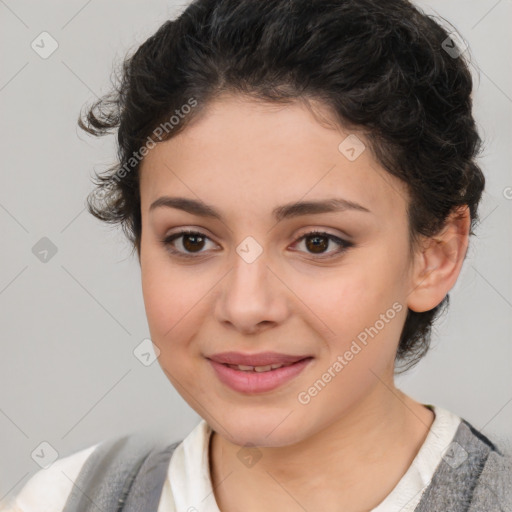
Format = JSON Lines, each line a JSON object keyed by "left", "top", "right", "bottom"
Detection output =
{"left": 407, "top": 206, "right": 470, "bottom": 313}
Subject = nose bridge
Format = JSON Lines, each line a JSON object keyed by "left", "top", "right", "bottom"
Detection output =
{"left": 229, "top": 235, "right": 271, "bottom": 298}
{"left": 215, "top": 234, "right": 289, "bottom": 332}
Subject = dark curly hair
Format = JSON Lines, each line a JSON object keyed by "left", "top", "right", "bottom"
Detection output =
{"left": 78, "top": 0, "right": 485, "bottom": 374}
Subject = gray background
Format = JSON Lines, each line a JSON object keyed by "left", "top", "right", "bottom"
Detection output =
{"left": 0, "top": 0, "right": 510, "bottom": 502}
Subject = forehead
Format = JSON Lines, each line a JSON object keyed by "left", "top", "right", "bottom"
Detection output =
{"left": 139, "top": 95, "right": 409, "bottom": 221}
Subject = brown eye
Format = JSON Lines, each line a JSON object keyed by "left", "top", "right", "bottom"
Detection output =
{"left": 293, "top": 231, "right": 353, "bottom": 258}
{"left": 161, "top": 230, "right": 216, "bottom": 258}
{"left": 182, "top": 233, "right": 206, "bottom": 252}
{"left": 304, "top": 234, "right": 329, "bottom": 254}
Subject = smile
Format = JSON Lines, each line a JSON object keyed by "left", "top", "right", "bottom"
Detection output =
{"left": 208, "top": 357, "right": 313, "bottom": 394}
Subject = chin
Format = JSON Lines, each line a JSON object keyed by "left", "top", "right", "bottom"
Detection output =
{"left": 212, "top": 411, "right": 308, "bottom": 448}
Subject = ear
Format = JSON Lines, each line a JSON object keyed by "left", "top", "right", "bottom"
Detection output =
{"left": 407, "top": 205, "right": 470, "bottom": 313}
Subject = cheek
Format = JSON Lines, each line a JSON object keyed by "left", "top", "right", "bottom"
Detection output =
{"left": 295, "top": 255, "right": 407, "bottom": 361}
{"left": 140, "top": 264, "right": 201, "bottom": 384}
{"left": 140, "top": 250, "right": 217, "bottom": 356}
{"left": 300, "top": 266, "right": 399, "bottom": 328}
{"left": 140, "top": 250, "right": 191, "bottom": 338}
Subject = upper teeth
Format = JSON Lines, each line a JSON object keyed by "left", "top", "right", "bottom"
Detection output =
{"left": 228, "top": 363, "right": 292, "bottom": 372}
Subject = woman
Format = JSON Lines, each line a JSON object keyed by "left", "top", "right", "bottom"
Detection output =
{"left": 5, "top": 0, "right": 511, "bottom": 510}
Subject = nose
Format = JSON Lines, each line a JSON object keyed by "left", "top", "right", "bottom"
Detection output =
{"left": 214, "top": 248, "right": 290, "bottom": 336}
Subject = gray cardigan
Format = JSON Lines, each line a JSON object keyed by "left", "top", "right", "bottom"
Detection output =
{"left": 61, "top": 418, "right": 512, "bottom": 512}
{"left": 415, "top": 419, "right": 512, "bottom": 511}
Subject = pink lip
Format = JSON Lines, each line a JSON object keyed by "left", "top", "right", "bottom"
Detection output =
{"left": 207, "top": 351, "right": 311, "bottom": 366}
{"left": 208, "top": 357, "right": 313, "bottom": 394}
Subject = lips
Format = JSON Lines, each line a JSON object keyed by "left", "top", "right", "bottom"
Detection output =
{"left": 208, "top": 356, "right": 313, "bottom": 393}
{"left": 207, "top": 351, "right": 311, "bottom": 367}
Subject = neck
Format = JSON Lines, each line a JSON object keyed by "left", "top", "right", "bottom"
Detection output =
{"left": 209, "top": 383, "right": 435, "bottom": 512}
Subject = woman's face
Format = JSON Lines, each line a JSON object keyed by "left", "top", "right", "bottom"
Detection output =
{"left": 138, "top": 94, "right": 418, "bottom": 447}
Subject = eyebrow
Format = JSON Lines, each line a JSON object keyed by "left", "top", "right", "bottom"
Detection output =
{"left": 149, "top": 196, "right": 371, "bottom": 222}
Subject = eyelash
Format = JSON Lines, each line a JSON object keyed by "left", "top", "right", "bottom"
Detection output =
{"left": 160, "top": 229, "right": 353, "bottom": 260}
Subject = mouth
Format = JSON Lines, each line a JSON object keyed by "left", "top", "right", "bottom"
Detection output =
{"left": 207, "top": 356, "right": 314, "bottom": 394}
{"left": 207, "top": 351, "right": 312, "bottom": 366}
{"left": 221, "top": 359, "right": 308, "bottom": 372}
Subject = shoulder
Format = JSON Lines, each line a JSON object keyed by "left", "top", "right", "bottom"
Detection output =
{"left": 415, "top": 413, "right": 512, "bottom": 512}
{"left": 469, "top": 430, "right": 512, "bottom": 511}
{"left": 451, "top": 418, "right": 512, "bottom": 510}
{"left": 5, "top": 441, "right": 100, "bottom": 512}
{"left": 458, "top": 417, "right": 512, "bottom": 464}
{"left": 4, "top": 430, "right": 182, "bottom": 512}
